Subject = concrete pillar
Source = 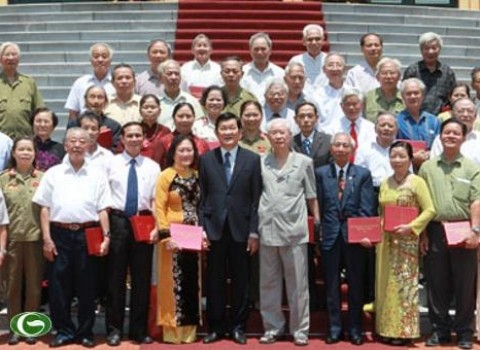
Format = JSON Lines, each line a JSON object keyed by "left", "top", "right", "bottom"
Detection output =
{"left": 459, "top": 0, "right": 480, "bottom": 10}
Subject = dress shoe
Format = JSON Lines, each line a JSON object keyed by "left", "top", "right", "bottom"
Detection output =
{"left": 231, "top": 330, "right": 247, "bottom": 345}
{"left": 350, "top": 335, "right": 364, "bottom": 345}
{"left": 78, "top": 338, "right": 95, "bottom": 348}
{"left": 131, "top": 336, "right": 153, "bottom": 344}
{"left": 325, "top": 333, "right": 343, "bottom": 344}
{"left": 49, "top": 337, "right": 74, "bottom": 348}
{"left": 203, "top": 332, "right": 223, "bottom": 344}
{"left": 294, "top": 337, "right": 309, "bottom": 346}
{"left": 8, "top": 334, "right": 21, "bottom": 345}
{"left": 259, "top": 332, "right": 284, "bottom": 344}
{"left": 106, "top": 333, "right": 121, "bottom": 347}
{"left": 25, "top": 337, "right": 37, "bottom": 345}
{"left": 457, "top": 334, "right": 474, "bottom": 350}
{"left": 425, "top": 332, "right": 451, "bottom": 346}
{"left": 390, "top": 338, "right": 410, "bottom": 346}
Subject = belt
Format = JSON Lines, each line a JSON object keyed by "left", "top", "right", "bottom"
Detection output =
{"left": 51, "top": 221, "right": 98, "bottom": 231}
{"left": 110, "top": 209, "right": 152, "bottom": 217}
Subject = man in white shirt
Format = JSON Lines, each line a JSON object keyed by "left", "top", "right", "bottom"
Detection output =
{"left": 288, "top": 24, "right": 327, "bottom": 91}
{"left": 105, "top": 122, "right": 160, "bottom": 346}
{"left": 136, "top": 39, "right": 171, "bottom": 96}
{"left": 65, "top": 43, "right": 115, "bottom": 120}
{"left": 345, "top": 33, "right": 383, "bottom": 94}
{"left": 158, "top": 60, "right": 204, "bottom": 130}
{"left": 261, "top": 79, "right": 296, "bottom": 133}
{"left": 33, "top": 128, "right": 111, "bottom": 348}
{"left": 241, "top": 32, "right": 284, "bottom": 105}
{"left": 181, "top": 34, "right": 222, "bottom": 97}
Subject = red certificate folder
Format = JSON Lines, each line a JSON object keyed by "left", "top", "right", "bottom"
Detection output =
{"left": 383, "top": 205, "right": 419, "bottom": 232}
{"left": 308, "top": 216, "right": 314, "bottom": 243}
{"left": 97, "top": 128, "right": 113, "bottom": 149}
{"left": 170, "top": 223, "right": 203, "bottom": 251}
{"left": 397, "top": 139, "right": 427, "bottom": 153}
{"left": 347, "top": 217, "right": 381, "bottom": 243}
{"left": 85, "top": 227, "right": 103, "bottom": 255}
{"left": 443, "top": 221, "right": 471, "bottom": 246}
{"left": 130, "top": 215, "right": 155, "bottom": 242}
{"left": 189, "top": 86, "right": 205, "bottom": 100}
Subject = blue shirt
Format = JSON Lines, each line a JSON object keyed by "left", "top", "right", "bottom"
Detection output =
{"left": 396, "top": 109, "right": 440, "bottom": 150}
{"left": 0, "top": 132, "right": 12, "bottom": 171}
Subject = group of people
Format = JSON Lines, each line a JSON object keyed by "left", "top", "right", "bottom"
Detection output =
{"left": 0, "top": 20, "right": 479, "bottom": 350}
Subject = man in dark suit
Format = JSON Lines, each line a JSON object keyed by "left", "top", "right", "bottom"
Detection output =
{"left": 292, "top": 101, "right": 331, "bottom": 311}
{"left": 199, "top": 112, "right": 262, "bottom": 345}
{"left": 315, "top": 132, "right": 375, "bottom": 345}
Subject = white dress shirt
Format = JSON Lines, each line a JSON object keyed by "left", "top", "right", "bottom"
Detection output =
{"left": 64, "top": 73, "right": 114, "bottom": 113}
{"left": 325, "top": 116, "right": 376, "bottom": 150}
{"left": 33, "top": 158, "right": 112, "bottom": 223}
{"left": 192, "top": 117, "right": 218, "bottom": 142}
{"left": 345, "top": 60, "right": 379, "bottom": 94}
{"left": 355, "top": 141, "right": 393, "bottom": 187}
{"left": 289, "top": 52, "right": 327, "bottom": 91}
{"left": 315, "top": 83, "right": 348, "bottom": 131}
{"left": 107, "top": 152, "right": 160, "bottom": 212}
{"left": 181, "top": 59, "right": 223, "bottom": 91}
{"left": 430, "top": 130, "right": 480, "bottom": 165}
{"left": 241, "top": 61, "right": 285, "bottom": 105}
{"left": 0, "top": 190, "right": 9, "bottom": 225}
{"left": 261, "top": 105, "right": 297, "bottom": 134}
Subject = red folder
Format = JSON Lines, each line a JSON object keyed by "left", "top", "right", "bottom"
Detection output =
{"left": 443, "top": 221, "right": 471, "bottom": 246}
{"left": 308, "top": 216, "right": 314, "bottom": 243}
{"left": 97, "top": 128, "right": 113, "bottom": 149}
{"left": 189, "top": 86, "right": 205, "bottom": 100}
{"left": 383, "top": 205, "right": 419, "bottom": 232}
{"left": 347, "top": 217, "right": 381, "bottom": 243}
{"left": 170, "top": 223, "right": 203, "bottom": 251}
{"left": 85, "top": 227, "right": 103, "bottom": 255}
{"left": 130, "top": 215, "right": 155, "bottom": 242}
{"left": 207, "top": 140, "right": 220, "bottom": 150}
{"left": 397, "top": 139, "right": 427, "bottom": 153}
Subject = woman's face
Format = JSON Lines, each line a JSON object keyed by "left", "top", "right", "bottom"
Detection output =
{"left": 204, "top": 90, "right": 225, "bottom": 119}
{"left": 13, "top": 140, "right": 35, "bottom": 168}
{"left": 140, "top": 97, "right": 161, "bottom": 125}
{"left": 173, "top": 105, "right": 195, "bottom": 134}
{"left": 85, "top": 87, "right": 107, "bottom": 113}
{"left": 450, "top": 86, "right": 469, "bottom": 103}
{"left": 33, "top": 112, "right": 55, "bottom": 139}
{"left": 241, "top": 104, "right": 262, "bottom": 131}
{"left": 389, "top": 146, "right": 410, "bottom": 174}
{"left": 173, "top": 139, "right": 195, "bottom": 169}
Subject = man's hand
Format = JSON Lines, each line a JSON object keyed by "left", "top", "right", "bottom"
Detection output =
{"left": 463, "top": 232, "right": 479, "bottom": 249}
{"left": 419, "top": 232, "right": 429, "bottom": 256}
{"left": 149, "top": 228, "right": 159, "bottom": 244}
{"left": 43, "top": 239, "right": 57, "bottom": 261}
{"left": 246, "top": 237, "right": 259, "bottom": 255}
{"left": 359, "top": 237, "right": 373, "bottom": 248}
{"left": 98, "top": 238, "right": 110, "bottom": 256}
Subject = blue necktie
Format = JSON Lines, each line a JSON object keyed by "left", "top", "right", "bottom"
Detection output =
{"left": 224, "top": 152, "right": 232, "bottom": 184}
{"left": 125, "top": 158, "right": 138, "bottom": 217}
{"left": 302, "top": 138, "right": 312, "bottom": 156}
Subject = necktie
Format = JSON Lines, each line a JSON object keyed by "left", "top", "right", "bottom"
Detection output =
{"left": 271, "top": 112, "right": 281, "bottom": 119}
{"left": 338, "top": 169, "right": 345, "bottom": 201}
{"left": 224, "top": 152, "right": 232, "bottom": 184}
{"left": 302, "top": 138, "right": 312, "bottom": 156}
{"left": 350, "top": 122, "right": 358, "bottom": 162}
{"left": 125, "top": 158, "right": 138, "bottom": 217}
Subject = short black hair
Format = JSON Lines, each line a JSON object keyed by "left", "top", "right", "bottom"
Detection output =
{"left": 215, "top": 112, "right": 241, "bottom": 131}
{"left": 121, "top": 121, "right": 144, "bottom": 136}
{"left": 30, "top": 107, "right": 59, "bottom": 128}
{"left": 440, "top": 118, "right": 467, "bottom": 137}
{"left": 360, "top": 33, "right": 383, "bottom": 47}
{"left": 78, "top": 111, "right": 101, "bottom": 127}
{"left": 240, "top": 100, "right": 262, "bottom": 117}
{"left": 112, "top": 63, "right": 135, "bottom": 81}
{"left": 165, "top": 134, "right": 198, "bottom": 168}
{"left": 200, "top": 85, "right": 227, "bottom": 107}
{"left": 295, "top": 101, "right": 318, "bottom": 116}
{"left": 389, "top": 140, "right": 413, "bottom": 160}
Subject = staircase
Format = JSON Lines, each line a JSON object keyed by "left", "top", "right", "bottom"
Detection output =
{"left": 173, "top": 0, "right": 329, "bottom": 67}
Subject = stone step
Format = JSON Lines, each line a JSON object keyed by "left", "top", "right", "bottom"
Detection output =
{"left": 16, "top": 40, "right": 153, "bottom": 53}
{"left": 20, "top": 51, "right": 151, "bottom": 64}
{"left": 0, "top": 30, "right": 175, "bottom": 42}
{"left": 18, "top": 62, "right": 150, "bottom": 75}
{"left": 0, "top": 2, "right": 177, "bottom": 13}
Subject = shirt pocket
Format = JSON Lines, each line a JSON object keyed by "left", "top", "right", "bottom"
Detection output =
{"left": 452, "top": 177, "right": 471, "bottom": 201}
{"left": 0, "top": 99, "right": 7, "bottom": 112}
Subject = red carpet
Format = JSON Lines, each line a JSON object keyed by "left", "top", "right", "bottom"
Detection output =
{"left": 174, "top": 0, "right": 329, "bottom": 66}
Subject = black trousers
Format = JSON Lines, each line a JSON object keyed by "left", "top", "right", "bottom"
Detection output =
{"left": 425, "top": 221, "right": 477, "bottom": 337}
{"left": 206, "top": 224, "right": 250, "bottom": 334}
{"left": 105, "top": 213, "right": 153, "bottom": 339}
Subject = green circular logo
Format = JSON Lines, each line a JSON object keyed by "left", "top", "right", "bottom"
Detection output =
{"left": 10, "top": 312, "right": 52, "bottom": 338}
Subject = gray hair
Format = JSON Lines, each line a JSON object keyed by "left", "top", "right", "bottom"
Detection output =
{"left": 249, "top": 32, "right": 272, "bottom": 49}
{"left": 331, "top": 132, "right": 355, "bottom": 148}
{"left": 376, "top": 57, "right": 402, "bottom": 75}
{"left": 400, "top": 77, "right": 426, "bottom": 94}
{"left": 267, "top": 118, "right": 292, "bottom": 135}
{"left": 191, "top": 34, "right": 212, "bottom": 50}
{"left": 284, "top": 61, "right": 305, "bottom": 75}
{"left": 0, "top": 42, "right": 20, "bottom": 57}
{"left": 147, "top": 38, "right": 172, "bottom": 56}
{"left": 324, "top": 52, "right": 346, "bottom": 66}
{"left": 419, "top": 32, "right": 443, "bottom": 49}
{"left": 158, "top": 59, "right": 180, "bottom": 75}
{"left": 264, "top": 78, "right": 289, "bottom": 97}
{"left": 302, "top": 24, "right": 324, "bottom": 39}
{"left": 65, "top": 127, "right": 90, "bottom": 143}
{"left": 89, "top": 42, "right": 113, "bottom": 60}
{"left": 375, "top": 111, "right": 398, "bottom": 127}
{"left": 341, "top": 88, "right": 363, "bottom": 104}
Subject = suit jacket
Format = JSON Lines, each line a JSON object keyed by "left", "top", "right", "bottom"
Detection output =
{"left": 292, "top": 131, "right": 332, "bottom": 168}
{"left": 199, "top": 146, "right": 262, "bottom": 242}
{"left": 315, "top": 163, "right": 375, "bottom": 250}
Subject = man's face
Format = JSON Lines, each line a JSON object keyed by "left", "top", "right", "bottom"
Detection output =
{"left": 0, "top": 45, "right": 19, "bottom": 72}
{"left": 215, "top": 118, "right": 241, "bottom": 150}
{"left": 471, "top": 72, "right": 480, "bottom": 95}
{"left": 295, "top": 105, "right": 318, "bottom": 135}
{"left": 85, "top": 87, "right": 107, "bottom": 113}
{"left": 377, "top": 62, "right": 400, "bottom": 89}
{"left": 250, "top": 37, "right": 271, "bottom": 66}
{"left": 149, "top": 41, "right": 169, "bottom": 70}
{"left": 330, "top": 134, "right": 353, "bottom": 166}
{"left": 284, "top": 66, "right": 305, "bottom": 96}
{"left": 375, "top": 115, "right": 397, "bottom": 143}
{"left": 323, "top": 55, "right": 345, "bottom": 82}
{"left": 303, "top": 28, "right": 324, "bottom": 57}
{"left": 80, "top": 118, "right": 100, "bottom": 144}
{"left": 65, "top": 131, "right": 89, "bottom": 163}
{"left": 361, "top": 35, "right": 383, "bottom": 63}
{"left": 453, "top": 99, "right": 476, "bottom": 132}
{"left": 341, "top": 95, "right": 363, "bottom": 121}
{"left": 161, "top": 62, "right": 181, "bottom": 92}
{"left": 440, "top": 122, "right": 465, "bottom": 153}
{"left": 121, "top": 125, "right": 144, "bottom": 156}
{"left": 267, "top": 123, "right": 292, "bottom": 150}
{"left": 112, "top": 67, "right": 135, "bottom": 95}
{"left": 266, "top": 85, "right": 287, "bottom": 112}
{"left": 402, "top": 82, "right": 424, "bottom": 111}
{"left": 421, "top": 40, "right": 441, "bottom": 66}
{"left": 90, "top": 45, "right": 111, "bottom": 78}
{"left": 192, "top": 38, "right": 211, "bottom": 64}
{"left": 221, "top": 60, "right": 243, "bottom": 88}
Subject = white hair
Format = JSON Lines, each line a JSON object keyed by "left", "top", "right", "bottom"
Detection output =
{"left": 376, "top": 57, "right": 402, "bottom": 75}
{"left": 158, "top": 59, "right": 180, "bottom": 75}
{"left": 419, "top": 32, "right": 443, "bottom": 49}
{"left": 302, "top": 24, "right": 324, "bottom": 39}
{"left": 267, "top": 118, "right": 292, "bottom": 135}
{"left": 341, "top": 88, "right": 363, "bottom": 103}
{"left": 400, "top": 77, "right": 426, "bottom": 94}
{"left": 0, "top": 42, "right": 20, "bottom": 57}
{"left": 264, "top": 78, "right": 289, "bottom": 97}
{"left": 89, "top": 42, "right": 113, "bottom": 60}
{"left": 284, "top": 61, "right": 304, "bottom": 75}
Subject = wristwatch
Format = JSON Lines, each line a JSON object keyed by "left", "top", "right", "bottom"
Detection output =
{"left": 103, "top": 231, "right": 111, "bottom": 238}
{"left": 472, "top": 226, "right": 480, "bottom": 234}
